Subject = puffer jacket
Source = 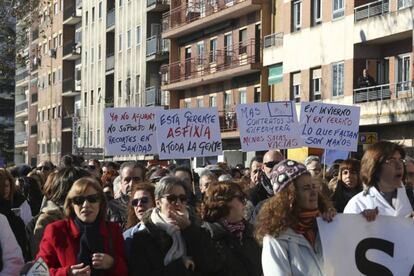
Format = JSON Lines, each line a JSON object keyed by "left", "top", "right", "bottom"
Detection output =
{"left": 262, "top": 228, "right": 324, "bottom": 276}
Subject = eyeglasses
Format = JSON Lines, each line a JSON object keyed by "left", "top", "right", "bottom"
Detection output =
{"left": 131, "top": 196, "right": 150, "bottom": 206}
{"left": 123, "top": 176, "right": 142, "bottom": 183}
{"left": 72, "top": 194, "right": 100, "bottom": 205}
{"left": 37, "top": 166, "right": 52, "bottom": 171}
{"left": 163, "top": 194, "right": 187, "bottom": 204}
{"left": 264, "top": 161, "right": 279, "bottom": 169}
{"left": 384, "top": 158, "right": 406, "bottom": 166}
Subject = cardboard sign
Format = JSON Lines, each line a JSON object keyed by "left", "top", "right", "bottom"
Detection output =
{"left": 155, "top": 108, "right": 223, "bottom": 159}
{"left": 300, "top": 102, "right": 360, "bottom": 152}
{"left": 104, "top": 107, "right": 160, "bottom": 156}
{"left": 236, "top": 101, "right": 302, "bottom": 152}
{"left": 317, "top": 214, "right": 414, "bottom": 276}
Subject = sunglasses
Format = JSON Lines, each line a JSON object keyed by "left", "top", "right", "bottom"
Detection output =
{"left": 131, "top": 196, "right": 150, "bottom": 206}
{"left": 264, "top": 161, "right": 279, "bottom": 169}
{"left": 72, "top": 194, "right": 100, "bottom": 205}
{"left": 37, "top": 166, "right": 52, "bottom": 171}
{"left": 163, "top": 194, "right": 187, "bottom": 204}
{"left": 123, "top": 176, "right": 142, "bottom": 183}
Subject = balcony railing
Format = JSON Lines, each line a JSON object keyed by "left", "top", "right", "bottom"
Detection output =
{"left": 263, "top": 32, "right": 283, "bottom": 48}
{"left": 146, "top": 36, "right": 169, "bottom": 57}
{"left": 31, "top": 93, "right": 38, "bottom": 103}
{"left": 30, "top": 125, "right": 37, "bottom": 135}
{"left": 62, "top": 117, "right": 73, "bottom": 129}
{"left": 16, "top": 68, "right": 29, "bottom": 82}
{"left": 398, "top": 0, "right": 413, "bottom": 9}
{"left": 145, "top": 86, "right": 161, "bottom": 106}
{"left": 105, "top": 98, "right": 114, "bottom": 107}
{"left": 148, "top": 0, "right": 169, "bottom": 7}
{"left": 63, "top": 78, "right": 77, "bottom": 93}
{"left": 353, "top": 81, "right": 413, "bottom": 103}
{"left": 354, "top": 0, "right": 389, "bottom": 21}
{"left": 106, "top": 54, "right": 115, "bottom": 71}
{"left": 32, "top": 28, "right": 39, "bottom": 40}
{"left": 64, "top": 5, "right": 81, "bottom": 22}
{"left": 106, "top": 9, "right": 115, "bottom": 29}
{"left": 15, "top": 132, "right": 27, "bottom": 145}
{"left": 63, "top": 40, "right": 81, "bottom": 57}
{"left": 15, "top": 101, "right": 28, "bottom": 113}
{"left": 219, "top": 110, "right": 238, "bottom": 132}
{"left": 163, "top": 0, "right": 249, "bottom": 32}
{"left": 161, "top": 39, "right": 259, "bottom": 85}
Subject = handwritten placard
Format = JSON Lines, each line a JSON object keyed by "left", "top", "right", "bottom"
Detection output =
{"left": 104, "top": 107, "right": 160, "bottom": 156}
{"left": 300, "top": 102, "right": 360, "bottom": 152}
{"left": 155, "top": 108, "right": 223, "bottom": 159}
{"left": 236, "top": 101, "right": 302, "bottom": 152}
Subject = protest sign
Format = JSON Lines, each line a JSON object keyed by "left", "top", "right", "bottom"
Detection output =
{"left": 323, "top": 149, "right": 349, "bottom": 166}
{"left": 236, "top": 101, "right": 302, "bottom": 152}
{"left": 155, "top": 107, "right": 223, "bottom": 159}
{"left": 317, "top": 214, "right": 414, "bottom": 276}
{"left": 104, "top": 107, "right": 160, "bottom": 156}
{"left": 300, "top": 102, "right": 360, "bottom": 151}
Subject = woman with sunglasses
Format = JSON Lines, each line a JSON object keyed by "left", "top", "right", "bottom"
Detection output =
{"left": 344, "top": 141, "right": 414, "bottom": 220}
{"left": 123, "top": 182, "right": 155, "bottom": 262}
{"left": 130, "top": 176, "right": 201, "bottom": 276}
{"left": 37, "top": 177, "right": 128, "bottom": 276}
{"left": 201, "top": 181, "right": 262, "bottom": 276}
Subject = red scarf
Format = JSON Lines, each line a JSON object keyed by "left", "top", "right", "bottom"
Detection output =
{"left": 291, "top": 209, "right": 320, "bottom": 248}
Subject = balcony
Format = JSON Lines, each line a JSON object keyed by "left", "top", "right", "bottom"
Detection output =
{"left": 106, "top": 9, "right": 115, "bottom": 30}
{"left": 354, "top": 0, "right": 389, "bottom": 21}
{"left": 63, "top": 5, "right": 82, "bottom": 25}
{"left": 161, "top": 39, "right": 260, "bottom": 90}
{"left": 63, "top": 41, "right": 81, "bottom": 60}
{"left": 15, "top": 100, "right": 28, "bottom": 117}
{"left": 219, "top": 111, "right": 238, "bottom": 137}
{"left": 147, "top": 0, "right": 170, "bottom": 12}
{"left": 15, "top": 132, "right": 28, "bottom": 147}
{"left": 146, "top": 36, "right": 169, "bottom": 61}
{"left": 263, "top": 32, "right": 283, "bottom": 67}
{"left": 32, "top": 28, "right": 39, "bottom": 41}
{"left": 353, "top": 81, "right": 412, "bottom": 103}
{"left": 62, "top": 117, "right": 73, "bottom": 131}
{"left": 105, "top": 98, "right": 114, "bottom": 108}
{"left": 15, "top": 68, "right": 29, "bottom": 84}
{"left": 106, "top": 54, "right": 115, "bottom": 72}
{"left": 62, "top": 78, "right": 81, "bottom": 96}
{"left": 145, "top": 86, "right": 161, "bottom": 106}
{"left": 30, "top": 125, "right": 37, "bottom": 135}
{"left": 31, "top": 93, "right": 38, "bottom": 104}
{"left": 162, "top": 0, "right": 263, "bottom": 39}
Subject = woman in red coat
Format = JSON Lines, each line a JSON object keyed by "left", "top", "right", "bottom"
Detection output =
{"left": 37, "top": 177, "right": 128, "bottom": 276}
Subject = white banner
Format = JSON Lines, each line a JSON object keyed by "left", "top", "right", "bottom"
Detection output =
{"left": 236, "top": 101, "right": 302, "bottom": 152}
{"left": 317, "top": 214, "right": 414, "bottom": 276}
{"left": 104, "top": 107, "right": 160, "bottom": 156}
{"left": 155, "top": 107, "right": 223, "bottom": 159}
{"left": 300, "top": 102, "right": 360, "bottom": 152}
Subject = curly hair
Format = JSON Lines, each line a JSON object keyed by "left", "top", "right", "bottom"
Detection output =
{"left": 202, "top": 181, "right": 245, "bottom": 222}
{"left": 255, "top": 178, "right": 332, "bottom": 244}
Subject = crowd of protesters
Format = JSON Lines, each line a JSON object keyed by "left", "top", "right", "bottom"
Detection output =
{"left": 0, "top": 140, "right": 413, "bottom": 275}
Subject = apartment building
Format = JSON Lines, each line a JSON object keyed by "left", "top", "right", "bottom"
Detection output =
{"left": 264, "top": 0, "right": 414, "bottom": 157}
{"left": 161, "top": 0, "right": 271, "bottom": 165}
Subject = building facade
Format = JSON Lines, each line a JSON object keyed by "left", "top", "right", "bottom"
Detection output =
{"left": 264, "top": 0, "right": 414, "bottom": 158}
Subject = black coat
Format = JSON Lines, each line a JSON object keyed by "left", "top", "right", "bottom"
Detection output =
{"left": 200, "top": 221, "right": 262, "bottom": 276}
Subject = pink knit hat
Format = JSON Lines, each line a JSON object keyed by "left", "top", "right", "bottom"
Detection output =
{"left": 270, "top": 159, "right": 309, "bottom": 193}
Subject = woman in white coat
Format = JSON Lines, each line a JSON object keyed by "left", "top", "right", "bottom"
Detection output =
{"left": 255, "top": 160, "right": 336, "bottom": 276}
{"left": 344, "top": 141, "right": 413, "bottom": 220}
{"left": 0, "top": 213, "right": 24, "bottom": 276}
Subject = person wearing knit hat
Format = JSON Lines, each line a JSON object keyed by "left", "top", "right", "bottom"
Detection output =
{"left": 255, "top": 159, "right": 336, "bottom": 276}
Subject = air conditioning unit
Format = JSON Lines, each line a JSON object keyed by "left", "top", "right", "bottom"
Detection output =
{"left": 49, "top": 49, "right": 56, "bottom": 58}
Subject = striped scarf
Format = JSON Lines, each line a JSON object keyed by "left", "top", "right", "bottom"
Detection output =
{"left": 291, "top": 209, "right": 320, "bottom": 248}
{"left": 222, "top": 219, "right": 246, "bottom": 241}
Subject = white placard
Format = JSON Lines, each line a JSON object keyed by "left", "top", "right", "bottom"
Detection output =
{"left": 317, "top": 214, "right": 414, "bottom": 276}
{"left": 155, "top": 108, "right": 223, "bottom": 159}
{"left": 236, "top": 101, "right": 302, "bottom": 152}
{"left": 300, "top": 102, "right": 360, "bottom": 152}
{"left": 104, "top": 107, "right": 160, "bottom": 156}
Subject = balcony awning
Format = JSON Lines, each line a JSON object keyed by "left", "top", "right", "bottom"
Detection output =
{"left": 268, "top": 64, "right": 283, "bottom": 85}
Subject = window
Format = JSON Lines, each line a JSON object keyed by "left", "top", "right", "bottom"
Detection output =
{"left": 92, "top": 7, "right": 95, "bottom": 22}
{"left": 54, "top": 2, "right": 58, "bottom": 14}
{"left": 59, "top": 33, "right": 63, "bottom": 46}
{"left": 239, "top": 29, "right": 247, "bottom": 54}
{"left": 196, "top": 98, "right": 204, "bottom": 107}
{"left": 99, "top": 2, "right": 102, "bottom": 18}
{"left": 184, "top": 99, "right": 191, "bottom": 108}
{"left": 91, "top": 90, "right": 94, "bottom": 105}
{"left": 119, "top": 0, "right": 123, "bottom": 6}
{"left": 292, "top": 0, "right": 302, "bottom": 31}
{"left": 292, "top": 72, "right": 301, "bottom": 102}
{"left": 135, "top": 75, "right": 140, "bottom": 105}
{"left": 312, "top": 0, "right": 322, "bottom": 25}
{"left": 97, "top": 129, "right": 100, "bottom": 145}
{"left": 136, "top": 26, "right": 141, "bottom": 45}
{"left": 224, "top": 91, "right": 232, "bottom": 110}
{"left": 127, "top": 30, "right": 131, "bottom": 49}
{"left": 118, "top": 80, "right": 122, "bottom": 98}
{"left": 196, "top": 41, "right": 204, "bottom": 65}
{"left": 98, "top": 44, "right": 101, "bottom": 60}
{"left": 53, "top": 36, "right": 58, "bottom": 48}
{"left": 118, "top": 34, "right": 122, "bottom": 51}
{"left": 52, "top": 107, "right": 56, "bottom": 119}
{"left": 224, "top": 33, "right": 232, "bottom": 64}
{"left": 58, "top": 105, "right": 61, "bottom": 118}
{"left": 209, "top": 95, "right": 217, "bottom": 107}
{"left": 254, "top": 86, "right": 261, "bottom": 102}
{"left": 239, "top": 88, "right": 247, "bottom": 104}
{"left": 311, "top": 68, "right": 322, "bottom": 101}
{"left": 52, "top": 71, "right": 56, "bottom": 84}
{"left": 97, "top": 88, "right": 102, "bottom": 104}
{"left": 332, "top": 62, "right": 344, "bottom": 97}
{"left": 209, "top": 38, "right": 217, "bottom": 63}
{"left": 89, "top": 131, "right": 93, "bottom": 146}
{"left": 332, "top": 0, "right": 344, "bottom": 19}
{"left": 397, "top": 55, "right": 410, "bottom": 92}
{"left": 84, "top": 92, "right": 87, "bottom": 107}
{"left": 85, "top": 11, "right": 88, "bottom": 25}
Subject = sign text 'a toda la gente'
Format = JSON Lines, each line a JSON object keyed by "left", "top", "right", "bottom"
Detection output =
{"left": 155, "top": 108, "right": 223, "bottom": 160}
